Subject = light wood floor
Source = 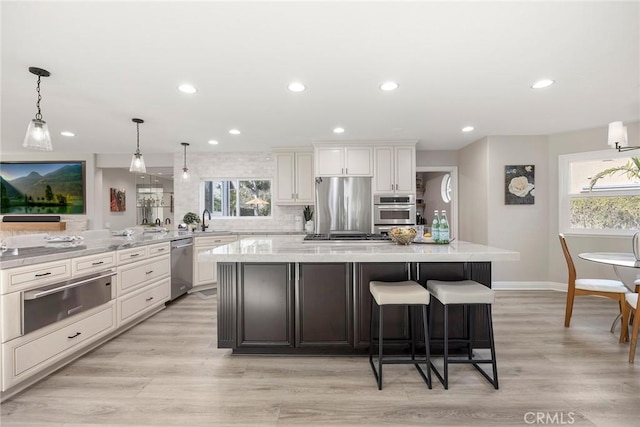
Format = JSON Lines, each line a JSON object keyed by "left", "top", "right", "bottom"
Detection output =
{"left": 1, "top": 291, "right": 639, "bottom": 426}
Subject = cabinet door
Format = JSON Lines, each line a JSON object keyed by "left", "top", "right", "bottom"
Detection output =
{"left": 315, "top": 147, "right": 344, "bottom": 176}
{"left": 238, "top": 263, "right": 293, "bottom": 347}
{"left": 275, "top": 152, "right": 296, "bottom": 204}
{"left": 373, "top": 147, "right": 395, "bottom": 193}
{"left": 294, "top": 152, "right": 315, "bottom": 204}
{"left": 296, "top": 263, "right": 353, "bottom": 348}
{"left": 394, "top": 146, "right": 416, "bottom": 193}
{"left": 195, "top": 247, "right": 216, "bottom": 286}
{"left": 345, "top": 147, "right": 372, "bottom": 176}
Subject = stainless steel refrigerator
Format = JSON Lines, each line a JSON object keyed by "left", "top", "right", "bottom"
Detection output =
{"left": 315, "top": 177, "right": 372, "bottom": 234}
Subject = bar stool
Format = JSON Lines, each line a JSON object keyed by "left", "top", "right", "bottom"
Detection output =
{"left": 369, "top": 280, "right": 432, "bottom": 390}
{"left": 426, "top": 279, "right": 498, "bottom": 389}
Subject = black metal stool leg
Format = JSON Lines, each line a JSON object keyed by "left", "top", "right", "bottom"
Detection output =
{"left": 408, "top": 305, "right": 415, "bottom": 361}
{"left": 378, "top": 304, "right": 384, "bottom": 390}
{"left": 422, "top": 305, "right": 432, "bottom": 389}
{"left": 369, "top": 297, "right": 379, "bottom": 387}
{"left": 443, "top": 304, "right": 449, "bottom": 389}
{"left": 467, "top": 304, "right": 474, "bottom": 360}
{"left": 487, "top": 305, "right": 499, "bottom": 389}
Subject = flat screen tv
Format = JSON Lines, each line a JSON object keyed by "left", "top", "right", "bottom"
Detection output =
{"left": 0, "top": 161, "right": 86, "bottom": 215}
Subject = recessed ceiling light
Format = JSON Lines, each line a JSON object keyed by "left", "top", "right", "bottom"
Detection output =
{"left": 333, "top": 127, "right": 345, "bottom": 134}
{"left": 60, "top": 131, "right": 75, "bottom": 137}
{"left": 461, "top": 126, "right": 474, "bottom": 132}
{"left": 178, "top": 83, "right": 197, "bottom": 94}
{"left": 380, "top": 81, "right": 399, "bottom": 91}
{"left": 208, "top": 139, "right": 219, "bottom": 145}
{"left": 288, "top": 82, "right": 306, "bottom": 92}
{"left": 531, "top": 79, "right": 554, "bottom": 89}
{"left": 229, "top": 129, "right": 241, "bottom": 135}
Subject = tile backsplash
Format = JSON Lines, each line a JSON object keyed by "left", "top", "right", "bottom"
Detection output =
{"left": 174, "top": 151, "right": 311, "bottom": 232}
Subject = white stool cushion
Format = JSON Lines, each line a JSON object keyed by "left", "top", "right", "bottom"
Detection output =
{"left": 626, "top": 293, "right": 638, "bottom": 309}
{"left": 426, "top": 280, "right": 495, "bottom": 305}
{"left": 575, "top": 278, "right": 629, "bottom": 293}
{"left": 369, "top": 281, "right": 430, "bottom": 306}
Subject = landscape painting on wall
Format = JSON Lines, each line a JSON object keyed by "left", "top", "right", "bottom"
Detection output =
{"left": 505, "top": 165, "right": 535, "bottom": 205}
{"left": 0, "top": 161, "right": 86, "bottom": 214}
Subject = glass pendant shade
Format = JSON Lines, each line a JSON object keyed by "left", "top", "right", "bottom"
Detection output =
{"left": 129, "top": 151, "right": 146, "bottom": 173}
{"left": 180, "top": 168, "right": 191, "bottom": 182}
{"left": 23, "top": 118, "right": 53, "bottom": 151}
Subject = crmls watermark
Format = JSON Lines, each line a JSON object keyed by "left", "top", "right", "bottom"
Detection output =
{"left": 524, "top": 412, "right": 576, "bottom": 425}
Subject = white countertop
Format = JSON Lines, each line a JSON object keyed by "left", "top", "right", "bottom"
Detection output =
{"left": 200, "top": 236, "right": 520, "bottom": 263}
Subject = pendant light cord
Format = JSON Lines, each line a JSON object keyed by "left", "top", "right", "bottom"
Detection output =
{"left": 183, "top": 144, "right": 188, "bottom": 169}
{"left": 35, "top": 75, "right": 42, "bottom": 120}
{"left": 136, "top": 122, "right": 141, "bottom": 154}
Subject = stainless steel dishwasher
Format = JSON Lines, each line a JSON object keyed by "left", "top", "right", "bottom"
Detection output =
{"left": 170, "top": 237, "right": 193, "bottom": 300}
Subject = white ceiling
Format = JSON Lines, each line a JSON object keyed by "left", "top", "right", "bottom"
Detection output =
{"left": 2, "top": 1, "right": 639, "bottom": 156}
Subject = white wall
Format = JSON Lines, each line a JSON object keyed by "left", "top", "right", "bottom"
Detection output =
{"left": 173, "top": 151, "right": 305, "bottom": 231}
{"left": 416, "top": 150, "right": 458, "bottom": 167}
{"left": 486, "top": 135, "right": 549, "bottom": 282}
{"left": 101, "top": 169, "right": 137, "bottom": 230}
{"left": 458, "top": 138, "right": 489, "bottom": 245}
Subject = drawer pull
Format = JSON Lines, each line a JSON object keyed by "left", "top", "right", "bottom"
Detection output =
{"left": 145, "top": 296, "right": 154, "bottom": 302}
{"left": 156, "top": 248, "right": 166, "bottom": 251}
{"left": 92, "top": 261, "right": 105, "bottom": 266}
{"left": 145, "top": 270, "right": 154, "bottom": 274}
{"left": 34, "top": 272, "right": 52, "bottom": 278}
{"left": 67, "top": 332, "right": 82, "bottom": 339}
{"left": 130, "top": 253, "right": 140, "bottom": 258}
{"left": 67, "top": 305, "right": 84, "bottom": 315}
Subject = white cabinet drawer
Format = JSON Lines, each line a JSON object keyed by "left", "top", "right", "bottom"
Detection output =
{"left": 117, "top": 246, "right": 147, "bottom": 265}
{"left": 72, "top": 252, "right": 116, "bottom": 276}
{"left": 1, "top": 259, "right": 72, "bottom": 294}
{"left": 148, "top": 242, "right": 170, "bottom": 256}
{"left": 2, "top": 303, "right": 115, "bottom": 389}
{"left": 117, "top": 255, "right": 170, "bottom": 295}
{"left": 118, "top": 278, "right": 170, "bottom": 326}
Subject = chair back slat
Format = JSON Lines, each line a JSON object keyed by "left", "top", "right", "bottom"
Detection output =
{"left": 558, "top": 234, "right": 576, "bottom": 286}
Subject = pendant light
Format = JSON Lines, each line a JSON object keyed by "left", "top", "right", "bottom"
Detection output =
{"left": 129, "top": 118, "right": 146, "bottom": 173}
{"left": 23, "top": 67, "right": 53, "bottom": 151}
{"left": 180, "top": 142, "right": 191, "bottom": 182}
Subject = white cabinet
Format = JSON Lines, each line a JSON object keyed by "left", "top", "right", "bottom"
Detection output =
{"left": 117, "top": 278, "right": 170, "bottom": 327}
{"left": 275, "top": 150, "right": 314, "bottom": 205}
{"left": 314, "top": 145, "right": 372, "bottom": 177}
{"left": 0, "top": 259, "right": 72, "bottom": 294}
{"left": 72, "top": 252, "right": 116, "bottom": 277}
{"left": 2, "top": 302, "right": 115, "bottom": 390}
{"left": 117, "top": 255, "right": 170, "bottom": 295}
{"left": 194, "top": 235, "right": 238, "bottom": 288}
{"left": 374, "top": 145, "right": 416, "bottom": 194}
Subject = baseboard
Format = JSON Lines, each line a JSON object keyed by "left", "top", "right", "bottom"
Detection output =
{"left": 492, "top": 281, "right": 566, "bottom": 292}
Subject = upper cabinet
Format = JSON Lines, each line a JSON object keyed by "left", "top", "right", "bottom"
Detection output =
{"left": 373, "top": 144, "right": 416, "bottom": 194}
{"left": 275, "top": 149, "right": 314, "bottom": 205}
{"left": 314, "top": 145, "right": 373, "bottom": 177}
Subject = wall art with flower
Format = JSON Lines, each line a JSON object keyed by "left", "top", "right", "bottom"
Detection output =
{"left": 505, "top": 165, "right": 534, "bottom": 205}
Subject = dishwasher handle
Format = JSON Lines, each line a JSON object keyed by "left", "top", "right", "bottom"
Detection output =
{"left": 172, "top": 243, "right": 193, "bottom": 249}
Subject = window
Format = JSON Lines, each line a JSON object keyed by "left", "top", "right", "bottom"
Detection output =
{"left": 203, "top": 179, "right": 271, "bottom": 217}
{"left": 559, "top": 151, "right": 640, "bottom": 235}
{"left": 441, "top": 173, "right": 452, "bottom": 203}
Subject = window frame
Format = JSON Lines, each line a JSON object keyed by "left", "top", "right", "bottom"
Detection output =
{"left": 200, "top": 177, "right": 273, "bottom": 219}
{"left": 558, "top": 149, "right": 639, "bottom": 236}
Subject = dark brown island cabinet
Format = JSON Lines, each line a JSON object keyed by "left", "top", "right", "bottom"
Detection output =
{"left": 217, "top": 261, "right": 492, "bottom": 355}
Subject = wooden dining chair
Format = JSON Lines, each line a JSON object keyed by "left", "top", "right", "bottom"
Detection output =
{"left": 558, "top": 234, "right": 630, "bottom": 342}
{"left": 621, "top": 279, "right": 640, "bottom": 363}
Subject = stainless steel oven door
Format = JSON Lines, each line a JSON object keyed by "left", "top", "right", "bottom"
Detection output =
{"left": 22, "top": 270, "right": 115, "bottom": 335}
{"left": 374, "top": 204, "right": 416, "bottom": 225}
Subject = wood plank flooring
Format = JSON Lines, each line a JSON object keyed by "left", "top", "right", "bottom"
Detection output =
{"left": 1, "top": 291, "right": 639, "bottom": 426}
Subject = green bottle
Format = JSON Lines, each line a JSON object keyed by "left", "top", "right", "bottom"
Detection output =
{"left": 440, "top": 210, "right": 450, "bottom": 243}
{"left": 431, "top": 210, "right": 440, "bottom": 243}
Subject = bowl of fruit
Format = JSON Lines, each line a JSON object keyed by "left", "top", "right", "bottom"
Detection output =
{"left": 388, "top": 227, "right": 417, "bottom": 245}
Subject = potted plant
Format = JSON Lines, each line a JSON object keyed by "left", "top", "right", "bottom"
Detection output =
{"left": 183, "top": 212, "right": 200, "bottom": 231}
{"left": 303, "top": 206, "right": 314, "bottom": 233}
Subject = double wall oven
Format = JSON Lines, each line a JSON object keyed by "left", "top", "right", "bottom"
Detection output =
{"left": 373, "top": 194, "right": 416, "bottom": 234}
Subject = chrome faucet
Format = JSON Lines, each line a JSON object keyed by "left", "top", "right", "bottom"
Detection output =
{"left": 155, "top": 218, "right": 161, "bottom": 226}
{"left": 164, "top": 217, "right": 171, "bottom": 225}
{"left": 202, "top": 209, "right": 211, "bottom": 231}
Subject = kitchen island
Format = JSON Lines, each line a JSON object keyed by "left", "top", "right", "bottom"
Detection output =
{"left": 201, "top": 236, "right": 519, "bottom": 354}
